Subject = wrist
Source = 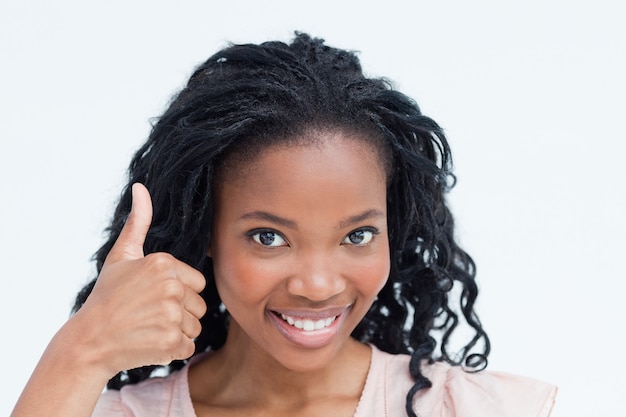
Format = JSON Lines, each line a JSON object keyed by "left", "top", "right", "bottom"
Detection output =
{"left": 48, "top": 312, "right": 117, "bottom": 384}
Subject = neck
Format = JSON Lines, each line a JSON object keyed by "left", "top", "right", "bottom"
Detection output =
{"left": 189, "top": 320, "right": 371, "bottom": 409}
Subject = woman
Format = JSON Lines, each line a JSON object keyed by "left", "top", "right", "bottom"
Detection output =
{"left": 12, "top": 32, "right": 556, "bottom": 417}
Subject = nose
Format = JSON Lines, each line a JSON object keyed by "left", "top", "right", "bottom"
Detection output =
{"left": 286, "top": 252, "right": 346, "bottom": 302}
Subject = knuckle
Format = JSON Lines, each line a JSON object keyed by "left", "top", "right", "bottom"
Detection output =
{"left": 159, "top": 329, "right": 183, "bottom": 351}
{"left": 162, "top": 279, "right": 185, "bottom": 301}
{"left": 146, "top": 252, "right": 176, "bottom": 272}
{"left": 160, "top": 301, "right": 183, "bottom": 324}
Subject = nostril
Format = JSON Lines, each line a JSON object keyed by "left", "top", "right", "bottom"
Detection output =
{"left": 286, "top": 273, "right": 346, "bottom": 301}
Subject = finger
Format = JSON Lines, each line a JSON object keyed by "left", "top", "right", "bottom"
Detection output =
{"left": 174, "top": 335, "right": 197, "bottom": 361}
{"left": 175, "top": 262, "right": 207, "bottom": 294}
{"left": 183, "top": 287, "right": 207, "bottom": 319}
{"left": 107, "top": 183, "right": 153, "bottom": 263}
{"left": 181, "top": 310, "right": 203, "bottom": 339}
{"left": 156, "top": 336, "right": 196, "bottom": 365}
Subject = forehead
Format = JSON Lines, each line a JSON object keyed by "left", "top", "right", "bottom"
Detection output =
{"left": 217, "top": 130, "right": 390, "bottom": 188}
{"left": 214, "top": 133, "right": 388, "bottom": 219}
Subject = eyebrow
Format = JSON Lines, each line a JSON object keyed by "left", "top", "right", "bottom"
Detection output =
{"left": 240, "top": 208, "right": 385, "bottom": 230}
{"left": 240, "top": 211, "right": 298, "bottom": 230}
{"left": 338, "top": 209, "right": 386, "bottom": 229}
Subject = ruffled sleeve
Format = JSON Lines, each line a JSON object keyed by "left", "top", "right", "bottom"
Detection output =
{"left": 91, "top": 363, "right": 196, "bottom": 417}
{"left": 92, "top": 389, "right": 128, "bottom": 417}
{"left": 415, "top": 362, "right": 558, "bottom": 417}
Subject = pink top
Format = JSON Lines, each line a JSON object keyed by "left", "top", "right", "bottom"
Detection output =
{"left": 93, "top": 346, "right": 557, "bottom": 417}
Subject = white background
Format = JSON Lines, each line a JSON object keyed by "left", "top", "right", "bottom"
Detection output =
{"left": 1, "top": 1, "right": 624, "bottom": 415}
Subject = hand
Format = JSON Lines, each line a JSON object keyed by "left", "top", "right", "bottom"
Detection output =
{"left": 73, "top": 183, "right": 207, "bottom": 377}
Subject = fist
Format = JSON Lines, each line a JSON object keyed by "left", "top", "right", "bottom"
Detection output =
{"left": 74, "top": 183, "right": 207, "bottom": 377}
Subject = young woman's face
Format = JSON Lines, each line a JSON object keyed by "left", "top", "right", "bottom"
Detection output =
{"left": 209, "top": 132, "right": 390, "bottom": 371}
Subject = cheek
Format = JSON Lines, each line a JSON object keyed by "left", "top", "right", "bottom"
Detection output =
{"left": 350, "top": 250, "right": 391, "bottom": 297}
{"left": 212, "top": 249, "right": 281, "bottom": 305}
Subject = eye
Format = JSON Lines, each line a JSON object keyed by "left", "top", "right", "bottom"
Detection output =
{"left": 342, "top": 227, "right": 378, "bottom": 246}
{"left": 250, "top": 230, "right": 288, "bottom": 247}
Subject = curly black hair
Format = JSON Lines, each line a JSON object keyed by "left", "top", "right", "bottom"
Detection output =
{"left": 73, "top": 32, "right": 489, "bottom": 417}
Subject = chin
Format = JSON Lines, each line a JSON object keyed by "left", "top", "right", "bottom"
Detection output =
{"left": 268, "top": 342, "right": 346, "bottom": 373}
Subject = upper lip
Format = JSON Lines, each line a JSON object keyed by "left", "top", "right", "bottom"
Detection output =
{"left": 269, "top": 305, "right": 351, "bottom": 320}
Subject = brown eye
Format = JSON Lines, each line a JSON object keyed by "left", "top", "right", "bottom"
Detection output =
{"left": 342, "top": 228, "right": 377, "bottom": 245}
{"left": 251, "top": 230, "right": 287, "bottom": 247}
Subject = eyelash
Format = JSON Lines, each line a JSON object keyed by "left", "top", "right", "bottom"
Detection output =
{"left": 342, "top": 227, "right": 379, "bottom": 246}
{"left": 247, "top": 227, "right": 380, "bottom": 248}
{"left": 247, "top": 229, "right": 288, "bottom": 248}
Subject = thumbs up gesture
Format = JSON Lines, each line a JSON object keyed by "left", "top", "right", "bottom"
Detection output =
{"left": 74, "top": 183, "right": 207, "bottom": 377}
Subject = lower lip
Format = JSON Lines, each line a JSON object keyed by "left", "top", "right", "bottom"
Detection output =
{"left": 268, "top": 308, "right": 350, "bottom": 349}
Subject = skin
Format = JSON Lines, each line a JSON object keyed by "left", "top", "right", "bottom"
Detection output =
{"left": 190, "top": 132, "right": 390, "bottom": 416}
{"left": 10, "top": 183, "right": 207, "bottom": 417}
{"left": 11, "top": 131, "right": 390, "bottom": 417}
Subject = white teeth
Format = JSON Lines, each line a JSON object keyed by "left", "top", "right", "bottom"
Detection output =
{"left": 280, "top": 313, "right": 337, "bottom": 331}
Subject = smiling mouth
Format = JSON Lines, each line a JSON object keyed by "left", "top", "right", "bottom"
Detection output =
{"left": 278, "top": 313, "right": 337, "bottom": 331}
{"left": 268, "top": 307, "right": 350, "bottom": 348}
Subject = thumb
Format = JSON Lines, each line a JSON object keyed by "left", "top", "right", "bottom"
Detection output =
{"left": 107, "top": 183, "right": 153, "bottom": 263}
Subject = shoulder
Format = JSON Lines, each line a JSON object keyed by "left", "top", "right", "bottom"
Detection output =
{"left": 92, "top": 366, "right": 195, "bottom": 417}
{"left": 416, "top": 360, "right": 557, "bottom": 417}
{"left": 358, "top": 346, "right": 557, "bottom": 417}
